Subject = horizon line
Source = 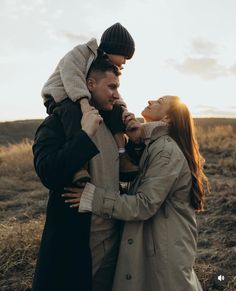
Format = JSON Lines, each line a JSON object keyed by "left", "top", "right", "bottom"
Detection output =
{"left": 1, "top": 115, "right": 236, "bottom": 123}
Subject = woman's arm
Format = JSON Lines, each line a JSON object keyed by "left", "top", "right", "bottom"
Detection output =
{"left": 92, "top": 144, "right": 184, "bottom": 221}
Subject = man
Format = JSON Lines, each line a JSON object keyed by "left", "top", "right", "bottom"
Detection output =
{"left": 32, "top": 57, "right": 123, "bottom": 291}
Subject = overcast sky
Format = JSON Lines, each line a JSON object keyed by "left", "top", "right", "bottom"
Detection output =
{"left": 1, "top": 0, "right": 236, "bottom": 121}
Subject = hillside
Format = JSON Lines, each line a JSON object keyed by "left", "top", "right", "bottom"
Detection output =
{"left": 0, "top": 118, "right": 236, "bottom": 145}
{"left": 0, "top": 120, "right": 42, "bottom": 145}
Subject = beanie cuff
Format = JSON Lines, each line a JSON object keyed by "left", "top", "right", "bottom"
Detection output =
{"left": 99, "top": 42, "right": 135, "bottom": 59}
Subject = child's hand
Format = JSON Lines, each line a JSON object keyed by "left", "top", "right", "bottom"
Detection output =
{"left": 81, "top": 107, "right": 103, "bottom": 137}
{"left": 80, "top": 98, "right": 92, "bottom": 114}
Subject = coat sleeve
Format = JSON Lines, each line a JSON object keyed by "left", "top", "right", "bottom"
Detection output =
{"left": 32, "top": 115, "right": 99, "bottom": 190}
{"left": 59, "top": 45, "right": 92, "bottom": 102}
{"left": 92, "top": 146, "right": 184, "bottom": 221}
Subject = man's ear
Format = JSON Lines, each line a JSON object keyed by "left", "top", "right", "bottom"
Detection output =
{"left": 87, "top": 77, "right": 96, "bottom": 91}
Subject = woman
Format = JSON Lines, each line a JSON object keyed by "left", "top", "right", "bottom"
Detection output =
{"left": 64, "top": 95, "right": 208, "bottom": 291}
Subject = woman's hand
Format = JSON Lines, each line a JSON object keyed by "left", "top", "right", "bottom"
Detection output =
{"left": 81, "top": 107, "right": 103, "bottom": 138}
{"left": 123, "top": 111, "right": 142, "bottom": 143}
{"left": 126, "top": 121, "right": 142, "bottom": 143}
{"left": 122, "top": 110, "right": 136, "bottom": 125}
{"left": 62, "top": 186, "right": 84, "bottom": 208}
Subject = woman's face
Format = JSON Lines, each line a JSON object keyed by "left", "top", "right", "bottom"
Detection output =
{"left": 141, "top": 96, "right": 170, "bottom": 122}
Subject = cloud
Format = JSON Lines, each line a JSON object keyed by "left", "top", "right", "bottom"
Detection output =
{"left": 0, "top": 0, "right": 68, "bottom": 55}
{"left": 167, "top": 57, "right": 234, "bottom": 80}
{"left": 194, "top": 105, "right": 236, "bottom": 117}
{"left": 229, "top": 63, "right": 236, "bottom": 75}
{"left": 167, "top": 38, "right": 236, "bottom": 80}
{"left": 227, "top": 105, "right": 236, "bottom": 109}
{"left": 190, "top": 38, "right": 219, "bottom": 56}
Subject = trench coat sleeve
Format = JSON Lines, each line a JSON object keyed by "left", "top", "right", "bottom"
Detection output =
{"left": 92, "top": 148, "right": 184, "bottom": 221}
{"left": 32, "top": 114, "right": 99, "bottom": 190}
{"left": 59, "top": 46, "right": 92, "bottom": 102}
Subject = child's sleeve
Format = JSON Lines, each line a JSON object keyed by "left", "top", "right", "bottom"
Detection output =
{"left": 59, "top": 47, "right": 92, "bottom": 102}
{"left": 101, "top": 104, "right": 126, "bottom": 134}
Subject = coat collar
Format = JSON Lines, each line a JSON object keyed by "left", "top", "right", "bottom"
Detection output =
{"left": 142, "top": 121, "right": 169, "bottom": 145}
{"left": 86, "top": 38, "right": 98, "bottom": 55}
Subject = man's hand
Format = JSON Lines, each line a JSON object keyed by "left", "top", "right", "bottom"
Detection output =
{"left": 62, "top": 186, "right": 84, "bottom": 208}
{"left": 81, "top": 107, "right": 103, "bottom": 138}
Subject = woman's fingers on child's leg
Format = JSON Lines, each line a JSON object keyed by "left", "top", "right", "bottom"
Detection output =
{"left": 62, "top": 193, "right": 82, "bottom": 198}
{"left": 64, "top": 197, "right": 81, "bottom": 203}
{"left": 70, "top": 203, "right": 80, "bottom": 208}
{"left": 64, "top": 187, "right": 84, "bottom": 193}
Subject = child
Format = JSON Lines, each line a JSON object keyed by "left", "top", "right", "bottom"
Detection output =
{"left": 41, "top": 23, "right": 138, "bottom": 184}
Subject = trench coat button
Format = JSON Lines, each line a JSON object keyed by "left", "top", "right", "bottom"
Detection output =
{"left": 128, "top": 238, "right": 133, "bottom": 245}
{"left": 126, "top": 274, "right": 132, "bottom": 280}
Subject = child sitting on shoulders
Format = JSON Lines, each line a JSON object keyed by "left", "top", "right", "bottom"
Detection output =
{"left": 41, "top": 23, "right": 139, "bottom": 184}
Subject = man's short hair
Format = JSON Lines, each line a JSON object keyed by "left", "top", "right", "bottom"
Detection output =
{"left": 87, "top": 56, "right": 121, "bottom": 79}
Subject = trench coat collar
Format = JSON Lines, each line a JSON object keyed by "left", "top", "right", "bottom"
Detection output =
{"left": 142, "top": 121, "right": 169, "bottom": 145}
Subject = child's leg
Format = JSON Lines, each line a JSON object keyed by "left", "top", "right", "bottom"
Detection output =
{"left": 95, "top": 104, "right": 138, "bottom": 181}
{"left": 72, "top": 98, "right": 93, "bottom": 185}
{"left": 114, "top": 131, "right": 139, "bottom": 182}
{"left": 44, "top": 95, "right": 57, "bottom": 115}
{"left": 73, "top": 167, "right": 90, "bottom": 186}
{"left": 52, "top": 98, "right": 91, "bottom": 186}
{"left": 101, "top": 104, "right": 139, "bottom": 181}
{"left": 113, "top": 132, "right": 126, "bottom": 153}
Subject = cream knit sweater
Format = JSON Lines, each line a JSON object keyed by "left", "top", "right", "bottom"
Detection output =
{"left": 41, "top": 38, "right": 98, "bottom": 104}
{"left": 41, "top": 38, "right": 126, "bottom": 108}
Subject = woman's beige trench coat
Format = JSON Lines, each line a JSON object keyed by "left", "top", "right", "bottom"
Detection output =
{"left": 92, "top": 127, "right": 203, "bottom": 291}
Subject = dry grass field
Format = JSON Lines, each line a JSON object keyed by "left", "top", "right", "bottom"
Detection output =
{"left": 0, "top": 119, "right": 235, "bottom": 291}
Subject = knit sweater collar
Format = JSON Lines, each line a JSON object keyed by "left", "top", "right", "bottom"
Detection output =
{"left": 142, "top": 121, "right": 169, "bottom": 144}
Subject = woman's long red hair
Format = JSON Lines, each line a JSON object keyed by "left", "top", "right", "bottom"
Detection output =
{"left": 167, "top": 96, "right": 209, "bottom": 211}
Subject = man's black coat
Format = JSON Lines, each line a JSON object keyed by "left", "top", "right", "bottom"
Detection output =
{"left": 32, "top": 101, "right": 100, "bottom": 291}
{"left": 31, "top": 100, "right": 132, "bottom": 291}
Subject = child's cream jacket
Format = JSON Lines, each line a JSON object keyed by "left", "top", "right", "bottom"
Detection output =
{"left": 41, "top": 38, "right": 98, "bottom": 104}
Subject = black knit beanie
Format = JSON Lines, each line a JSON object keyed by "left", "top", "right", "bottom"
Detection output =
{"left": 99, "top": 23, "right": 135, "bottom": 59}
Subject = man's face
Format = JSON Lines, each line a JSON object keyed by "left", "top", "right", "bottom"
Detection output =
{"left": 87, "top": 71, "right": 120, "bottom": 111}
